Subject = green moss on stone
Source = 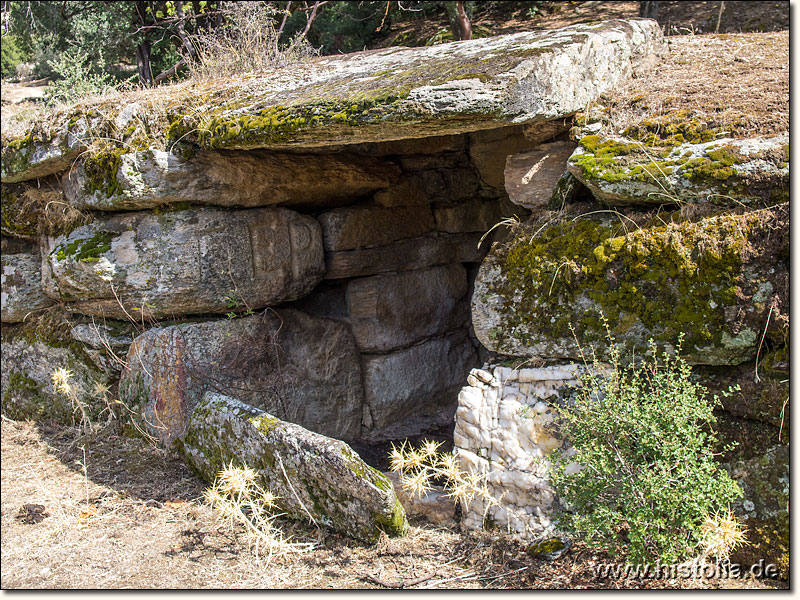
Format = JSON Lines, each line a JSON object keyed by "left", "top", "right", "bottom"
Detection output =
{"left": 249, "top": 413, "right": 280, "bottom": 435}
{"left": 53, "top": 230, "right": 115, "bottom": 262}
{"left": 83, "top": 144, "right": 128, "bottom": 198}
{"left": 1, "top": 185, "right": 38, "bottom": 238}
{"left": 373, "top": 496, "right": 409, "bottom": 538}
{"left": 622, "top": 109, "right": 723, "bottom": 147}
{"left": 492, "top": 210, "right": 769, "bottom": 358}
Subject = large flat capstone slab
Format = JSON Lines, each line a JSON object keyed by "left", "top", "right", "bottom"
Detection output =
{"left": 183, "top": 391, "right": 408, "bottom": 543}
{"left": 2, "top": 19, "right": 664, "bottom": 183}
{"left": 41, "top": 207, "right": 324, "bottom": 319}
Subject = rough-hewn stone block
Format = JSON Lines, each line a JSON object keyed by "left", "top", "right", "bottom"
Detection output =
{"left": 504, "top": 141, "right": 578, "bottom": 210}
{"left": 347, "top": 264, "right": 469, "bottom": 353}
{"left": 41, "top": 207, "right": 324, "bottom": 319}
{"left": 325, "top": 232, "right": 487, "bottom": 279}
{"left": 119, "top": 309, "right": 364, "bottom": 443}
{"left": 183, "top": 391, "right": 408, "bottom": 543}
{"left": 362, "top": 331, "right": 477, "bottom": 439}
{"left": 318, "top": 205, "right": 435, "bottom": 252}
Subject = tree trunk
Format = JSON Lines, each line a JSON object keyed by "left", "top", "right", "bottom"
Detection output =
{"left": 136, "top": 39, "right": 153, "bottom": 86}
{"left": 639, "top": 1, "right": 659, "bottom": 19}
{"left": 454, "top": 1, "right": 472, "bottom": 40}
{"left": 446, "top": 1, "right": 472, "bottom": 41}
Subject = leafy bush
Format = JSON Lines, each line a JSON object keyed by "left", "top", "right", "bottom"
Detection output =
{"left": 1, "top": 35, "right": 28, "bottom": 79}
{"left": 549, "top": 336, "right": 744, "bottom": 565}
{"left": 45, "top": 49, "right": 115, "bottom": 105}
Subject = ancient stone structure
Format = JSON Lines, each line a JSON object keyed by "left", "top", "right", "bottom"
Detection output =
{"left": 454, "top": 365, "right": 583, "bottom": 538}
{"left": 1, "top": 17, "right": 787, "bottom": 560}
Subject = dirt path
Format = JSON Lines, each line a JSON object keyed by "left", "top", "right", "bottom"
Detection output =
{"left": 0, "top": 418, "right": 784, "bottom": 589}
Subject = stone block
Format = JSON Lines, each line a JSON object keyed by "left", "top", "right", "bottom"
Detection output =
{"left": 347, "top": 263, "right": 468, "bottom": 353}
{"left": 41, "top": 207, "right": 324, "bottom": 319}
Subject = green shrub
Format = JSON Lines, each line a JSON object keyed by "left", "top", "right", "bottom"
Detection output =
{"left": 549, "top": 335, "right": 743, "bottom": 565}
{"left": 45, "top": 49, "right": 115, "bottom": 106}
{"left": 1, "top": 35, "right": 27, "bottom": 79}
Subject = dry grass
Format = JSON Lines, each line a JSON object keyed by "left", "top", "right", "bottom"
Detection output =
{"left": 596, "top": 31, "right": 788, "bottom": 138}
{"left": 1, "top": 417, "right": 786, "bottom": 589}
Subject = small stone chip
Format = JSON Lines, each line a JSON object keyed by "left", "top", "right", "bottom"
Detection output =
{"left": 16, "top": 503, "right": 49, "bottom": 524}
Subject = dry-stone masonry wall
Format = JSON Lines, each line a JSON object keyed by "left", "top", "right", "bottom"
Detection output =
{"left": 454, "top": 365, "right": 583, "bottom": 539}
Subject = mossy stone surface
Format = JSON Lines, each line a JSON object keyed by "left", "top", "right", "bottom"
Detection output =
{"left": 0, "top": 311, "right": 117, "bottom": 424}
{"left": 3, "top": 19, "right": 663, "bottom": 183}
{"left": 472, "top": 204, "right": 788, "bottom": 366}
{"left": 566, "top": 131, "right": 788, "bottom": 207}
{"left": 181, "top": 391, "right": 408, "bottom": 543}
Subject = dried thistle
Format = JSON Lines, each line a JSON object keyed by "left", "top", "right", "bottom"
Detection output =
{"left": 699, "top": 507, "right": 749, "bottom": 561}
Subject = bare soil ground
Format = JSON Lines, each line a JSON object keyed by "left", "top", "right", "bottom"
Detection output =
{"left": 1, "top": 417, "right": 786, "bottom": 590}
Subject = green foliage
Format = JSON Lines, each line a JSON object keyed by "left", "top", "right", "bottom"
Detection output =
{"left": 4, "top": 1, "right": 136, "bottom": 80}
{"left": 45, "top": 49, "right": 115, "bottom": 105}
{"left": 281, "top": 1, "right": 388, "bottom": 55}
{"left": 1, "top": 35, "right": 28, "bottom": 78}
{"left": 550, "top": 335, "right": 743, "bottom": 565}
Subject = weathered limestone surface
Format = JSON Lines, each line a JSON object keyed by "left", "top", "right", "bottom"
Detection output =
{"left": 1, "top": 238, "right": 54, "bottom": 322}
{"left": 504, "top": 141, "right": 578, "bottom": 210}
{"left": 62, "top": 148, "right": 400, "bottom": 211}
{"left": 347, "top": 264, "right": 469, "bottom": 353}
{"left": 2, "top": 19, "right": 664, "bottom": 183}
{"left": 119, "top": 309, "right": 364, "bottom": 444}
{"left": 454, "top": 365, "right": 582, "bottom": 538}
{"left": 567, "top": 133, "right": 789, "bottom": 207}
{"left": 384, "top": 471, "right": 456, "bottom": 527}
{"left": 41, "top": 207, "right": 324, "bottom": 319}
{"left": 318, "top": 205, "right": 434, "bottom": 251}
{"left": 1, "top": 114, "right": 93, "bottom": 183}
{"left": 723, "top": 444, "right": 789, "bottom": 578}
{"left": 472, "top": 205, "right": 788, "bottom": 365}
{"left": 182, "top": 391, "right": 408, "bottom": 543}
{"left": 1, "top": 326, "right": 115, "bottom": 423}
{"left": 362, "top": 331, "right": 477, "bottom": 438}
{"left": 325, "top": 232, "right": 486, "bottom": 279}
{"left": 69, "top": 321, "right": 135, "bottom": 375}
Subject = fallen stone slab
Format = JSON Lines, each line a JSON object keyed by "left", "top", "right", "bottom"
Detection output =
{"left": 566, "top": 132, "right": 789, "bottom": 207}
{"left": 1, "top": 238, "right": 54, "bottom": 322}
{"left": 362, "top": 330, "right": 477, "bottom": 439}
{"left": 2, "top": 19, "right": 664, "bottom": 182}
{"left": 347, "top": 263, "right": 469, "bottom": 353}
{"left": 324, "top": 232, "right": 486, "bottom": 279}
{"left": 41, "top": 207, "right": 324, "bottom": 319}
{"left": 504, "top": 141, "right": 578, "bottom": 210}
{"left": 62, "top": 148, "right": 400, "bottom": 211}
{"left": 182, "top": 391, "right": 408, "bottom": 543}
{"left": 473, "top": 204, "right": 788, "bottom": 365}
{"left": 119, "top": 309, "right": 364, "bottom": 444}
